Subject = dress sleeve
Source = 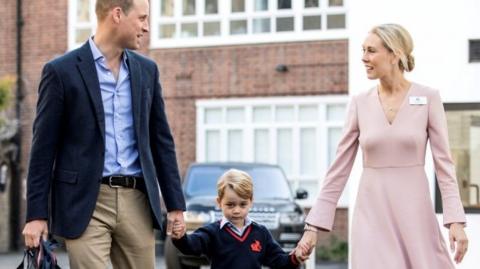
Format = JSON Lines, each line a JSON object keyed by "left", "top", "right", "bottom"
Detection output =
{"left": 427, "top": 90, "right": 466, "bottom": 227}
{"left": 305, "top": 96, "right": 360, "bottom": 231}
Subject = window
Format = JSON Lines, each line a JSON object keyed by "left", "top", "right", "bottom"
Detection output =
{"left": 435, "top": 104, "right": 480, "bottom": 213}
{"left": 68, "top": 0, "right": 96, "bottom": 49}
{"left": 469, "top": 39, "right": 480, "bottom": 63}
{"left": 196, "top": 96, "right": 349, "bottom": 206}
{"left": 151, "top": 0, "right": 347, "bottom": 48}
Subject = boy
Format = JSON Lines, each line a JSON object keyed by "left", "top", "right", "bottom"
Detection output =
{"left": 172, "top": 169, "right": 303, "bottom": 269}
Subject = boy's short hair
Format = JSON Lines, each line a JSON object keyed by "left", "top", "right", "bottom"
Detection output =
{"left": 217, "top": 169, "right": 253, "bottom": 200}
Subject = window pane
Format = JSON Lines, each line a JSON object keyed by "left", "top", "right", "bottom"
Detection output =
{"left": 253, "top": 106, "right": 271, "bottom": 122}
{"left": 230, "top": 20, "right": 247, "bottom": 35}
{"left": 254, "top": 0, "right": 268, "bottom": 11}
{"left": 446, "top": 110, "right": 480, "bottom": 208}
{"left": 75, "top": 28, "right": 91, "bottom": 44}
{"left": 206, "top": 130, "right": 221, "bottom": 162}
{"left": 76, "top": 0, "right": 90, "bottom": 23}
{"left": 253, "top": 18, "right": 271, "bottom": 33}
{"left": 328, "top": 128, "right": 342, "bottom": 165}
{"left": 226, "top": 107, "right": 245, "bottom": 123}
{"left": 228, "top": 130, "right": 243, "bottom": 161}
{"left": 159, "top": 24, "right": 176, "bottom": 38}
{"left": 276, "top": 106, "right": 294, "bottom": 122}
{"left": 254, "top": 129, "right": 270, "bottom": 163}
{"left": 161, "top": 0, "right": 174, "bottom": 16}
{"left": 232, "top": 0, "right": 245, "bottom": 12}
{"left": 276, "top": 17, "right": 294, "bottom": 32}
{"left": 183, "top": 0, "right": 196, "bottom": 15}
{"left": 204, "top": 22, "right": 221, "bottom": 36}
{"left": 327, "top": 14, "right": 346, "bottom": 29}
{"left": 277, "top": 0, "right": 292, "bottom": 9}
{"left": 329, "top": 0, "right": 344, "bottom": 7}
{"left": 205, "top": 0, "right": 218, "bottom": 14}
{"left": 299, "top": 105, "right": 318, "bottom": 121}
{"left": 277, "top": 129, "right": 293, "bottom": 174}
{"left": 181, "top": 23, "right": 198, "bottom": 37}
{"left": 303, "top": 15, "right": 321, "bottom": 30}
{"left": 205, "top": 108, "right": 222, "bottom": 124}
{"left": 300, "top": 128, "right": 317, "bottom": 175}
{"left": 327, "top": 104, "right": 346, "bottom": 121}
{"left": 305, "top": 0, "right": 319, "bottom": 8}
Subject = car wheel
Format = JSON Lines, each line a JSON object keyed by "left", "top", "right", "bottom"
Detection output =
{"left": 164, "top": 236, "right": 199, "bottom": 269}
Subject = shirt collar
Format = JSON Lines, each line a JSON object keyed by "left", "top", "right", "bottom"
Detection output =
{"left": 219, "top": 216, "right": 253, "bottom": 230}
{"left": 88, "top": 36, "right": 128, "bottom": 65}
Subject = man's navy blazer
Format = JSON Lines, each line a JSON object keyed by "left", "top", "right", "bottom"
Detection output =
{"left": 26, "top": 42, "right": 186, "bottom": 239}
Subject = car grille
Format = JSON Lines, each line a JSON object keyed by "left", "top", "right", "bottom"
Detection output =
{"left": 211, "top": 211, "right": 280, "bottom": 229}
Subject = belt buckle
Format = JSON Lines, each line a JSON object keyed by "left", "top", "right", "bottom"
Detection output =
{"left": 108, "top": 176, "right": 121, "bottom": 188}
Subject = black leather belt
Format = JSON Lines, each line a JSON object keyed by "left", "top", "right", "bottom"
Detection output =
{"left": 101, "top": 175, "right": 146, "bottom": 192}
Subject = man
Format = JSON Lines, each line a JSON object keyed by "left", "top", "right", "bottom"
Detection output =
{"left": 22, "top": 0, "right": 186, "bottom": 268}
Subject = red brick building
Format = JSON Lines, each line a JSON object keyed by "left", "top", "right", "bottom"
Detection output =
{"left": 1, "top": 0, "right": 349, "bottom": 251}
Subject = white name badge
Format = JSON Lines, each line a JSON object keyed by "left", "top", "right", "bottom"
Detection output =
{"left": 409, "top": 96, "right": 427, "bottom": 105}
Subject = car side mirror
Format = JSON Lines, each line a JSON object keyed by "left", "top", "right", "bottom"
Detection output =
{"left": 296, "top": 188, "right": 308, "bottom": 199}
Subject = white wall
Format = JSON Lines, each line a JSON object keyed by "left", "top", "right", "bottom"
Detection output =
{"left": 347, "top": 0, "right": 480, "bottom": 268}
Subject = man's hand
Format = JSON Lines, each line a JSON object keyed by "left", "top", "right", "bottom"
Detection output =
{"left": 166, "top": 210, "right": 185, "bottom": 239}
{"left": 22, "top": 220, "right": 48, "bottom": 248}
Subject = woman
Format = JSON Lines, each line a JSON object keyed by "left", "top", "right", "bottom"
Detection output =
{"left": 295, "top": 24, "right": 468, "bottom": 268}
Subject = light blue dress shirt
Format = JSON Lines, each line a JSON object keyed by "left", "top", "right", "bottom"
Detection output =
{"left": 88, "top": 37, "right": 142, "bottom": 177}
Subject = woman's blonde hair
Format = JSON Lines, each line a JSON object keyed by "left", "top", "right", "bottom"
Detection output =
{"left": 370, "top": 24, "right": 415, "bottom": 72}
{"left": 217, "top": 169, "right": 253, "bottom": 200}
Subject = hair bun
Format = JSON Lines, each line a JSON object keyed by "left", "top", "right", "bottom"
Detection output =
{"left": 406, "top": 54, "right": 415, "bottom": 72}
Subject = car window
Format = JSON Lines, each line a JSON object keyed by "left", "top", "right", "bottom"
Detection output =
{"left": 185, "top": 166, "right": 292, "bottom": 200}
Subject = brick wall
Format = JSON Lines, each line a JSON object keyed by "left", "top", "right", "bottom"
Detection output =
{"left": 0, "top": 0, "right": 18, "bottom": 252}
{"left": 149, "top": 40, "right": 348, "bottom": 175}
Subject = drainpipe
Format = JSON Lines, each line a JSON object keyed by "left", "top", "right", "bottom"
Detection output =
{"left": 11, "top": 0, "right": 24, "bottom": 250}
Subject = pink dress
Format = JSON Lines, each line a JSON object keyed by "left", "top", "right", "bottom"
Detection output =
{"left": 306, "top": 82, "right": 466, "bottom": 268}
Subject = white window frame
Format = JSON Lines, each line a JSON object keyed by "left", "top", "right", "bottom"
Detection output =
{"left": 151, "top": 0, "right": 348, "bottom": 49}
{"left": 68, "top": 0, "right": 97, "bottom": 50}
{"left": 196, "top": 95, "right": 350, "bottom": 207}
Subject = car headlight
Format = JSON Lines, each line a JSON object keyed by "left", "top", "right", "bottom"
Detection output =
{"left": 279, "top": 212, "right": 304, "bottom": 225}
{"left": 184, "top": 211, "right": 212, "bottom": 224}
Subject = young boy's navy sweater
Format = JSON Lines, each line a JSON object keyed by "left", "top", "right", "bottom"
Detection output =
{"left": 172, "top": 221, "right": 299, "bottom": 269}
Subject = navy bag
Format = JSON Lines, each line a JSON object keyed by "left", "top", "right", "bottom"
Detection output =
{"left": 17, "top": 239, "right": 61, "bottom": 269}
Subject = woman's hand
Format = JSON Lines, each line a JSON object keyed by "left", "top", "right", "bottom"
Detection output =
{"left": 449, "top": 223, "right": 468, "bottom": 264}
{"left": 293, "top": 230, "right": 318, "bottom": 261}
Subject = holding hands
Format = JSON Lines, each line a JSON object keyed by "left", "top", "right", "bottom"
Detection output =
{"left": 167, "top": 210, "right": 186, "bottom": 239}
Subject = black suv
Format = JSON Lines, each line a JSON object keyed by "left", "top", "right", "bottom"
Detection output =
{"left": 164, "top": 162, "right": 308, "bottom": 269}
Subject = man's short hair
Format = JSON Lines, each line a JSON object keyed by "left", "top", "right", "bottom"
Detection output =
{"left": 96, "top": 0, "right": 134, "bottom": 21}
{"left": 217, "top": 169, "right": 254, "bottom": 200}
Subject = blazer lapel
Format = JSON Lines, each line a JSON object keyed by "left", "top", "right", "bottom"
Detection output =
{"left": 126, "top": 51, "right": 143, "bottom": 141}
{"left": 77, "top": 42, "right": 106, "bottom": 142}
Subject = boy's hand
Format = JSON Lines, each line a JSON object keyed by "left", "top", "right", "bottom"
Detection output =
{"left": 171, "top": 221, "right": 186, "bottom": 239}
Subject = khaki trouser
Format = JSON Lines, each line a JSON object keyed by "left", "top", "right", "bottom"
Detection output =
{"left": 65, "top": 184, "right": 155, "bottom": 269}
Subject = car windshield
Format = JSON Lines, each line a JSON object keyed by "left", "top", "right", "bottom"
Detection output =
{"left": 185, "top": 165, "right": 292, "bottom": 200}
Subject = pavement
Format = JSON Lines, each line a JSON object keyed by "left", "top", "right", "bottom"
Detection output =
{"left": 0, "top": 252, "right": 347, "bottom": 269}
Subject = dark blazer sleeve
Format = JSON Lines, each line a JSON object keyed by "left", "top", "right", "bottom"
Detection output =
{"left": 262, "top": 227, "right": 300, "bottom": 269}
{"left": 26, "top": 62, "right": 64, "bottom": 222}
{"left": 149, "top": 64, "right": 186, "bottom": 211}
{"left": 172, "top": 226, "right": 213, "bottom": 256}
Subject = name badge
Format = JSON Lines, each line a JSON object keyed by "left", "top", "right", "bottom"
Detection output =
{"left": 409, "top": 96, "right": 427, "bottom": 105}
